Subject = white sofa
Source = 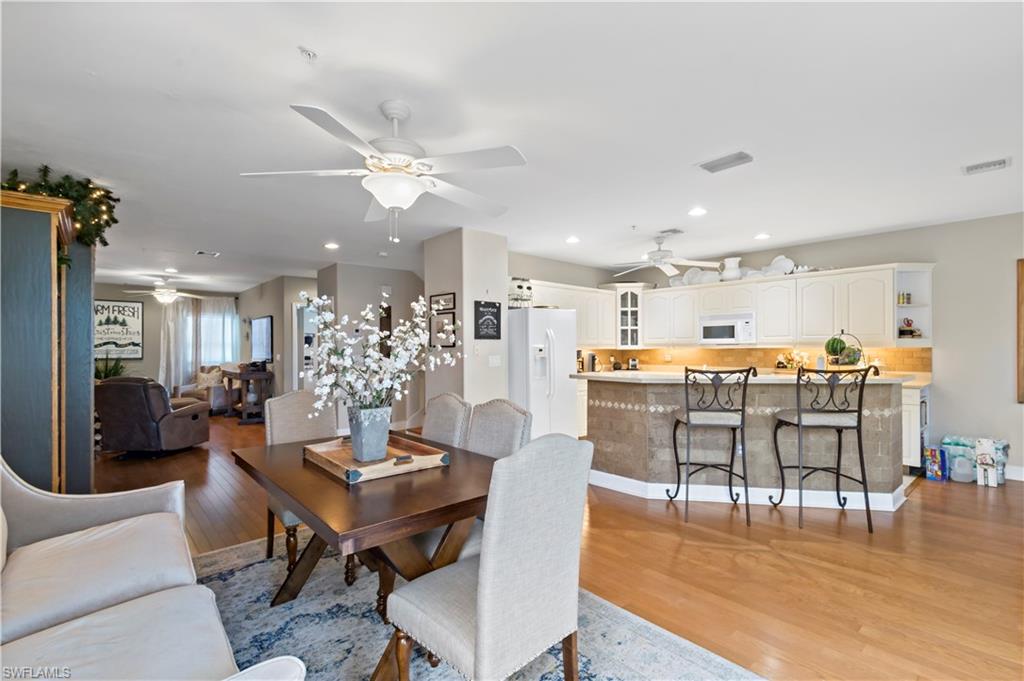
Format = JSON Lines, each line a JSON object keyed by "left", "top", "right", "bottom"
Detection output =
{"left": 0, "top": 457, "right": 305, "bottom": 681}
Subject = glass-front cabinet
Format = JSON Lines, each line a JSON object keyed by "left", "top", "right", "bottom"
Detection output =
{"left": 600, "top": 282, "right": 650, "bottom": 349}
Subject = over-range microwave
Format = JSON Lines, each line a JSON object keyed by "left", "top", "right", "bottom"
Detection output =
{"left": 699, "top": 312, "right": 756, "bottom": 345}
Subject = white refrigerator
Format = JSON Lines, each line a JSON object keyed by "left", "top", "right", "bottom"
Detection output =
{"left": 508, "top": 308, "right": 578, "bottom": 439}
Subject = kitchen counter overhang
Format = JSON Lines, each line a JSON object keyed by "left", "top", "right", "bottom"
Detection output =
{"left": 575, "top": 370, "right": 910, "bottom": 512}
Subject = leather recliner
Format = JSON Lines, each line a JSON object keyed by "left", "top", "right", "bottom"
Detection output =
{"left": 95, "top": 377, "right": 210, "bottom": 453}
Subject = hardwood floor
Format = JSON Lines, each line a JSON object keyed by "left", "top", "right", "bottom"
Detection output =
{"left": 95, "top": 416, "right": 1024, "bottom": 680}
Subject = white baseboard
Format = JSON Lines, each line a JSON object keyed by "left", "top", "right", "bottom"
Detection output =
{"left": 588, "top": 469, "right": 907, "bottom": 512}
{"left": 1004, "top": 465, "right": 1023, "bottom": 481}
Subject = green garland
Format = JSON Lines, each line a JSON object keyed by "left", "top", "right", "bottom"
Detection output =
{"left": 2, "top": 165, "right": 119, "bottom": 247}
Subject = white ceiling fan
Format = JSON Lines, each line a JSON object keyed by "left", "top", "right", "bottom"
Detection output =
{"left": 122, "top": 282, "right": 206, "bottom": 305}
{"left": 614, "top": 236, "right": 720, "bottom": 278}
{"left": 241, "top": 100, "right": 526, "bottom": 243}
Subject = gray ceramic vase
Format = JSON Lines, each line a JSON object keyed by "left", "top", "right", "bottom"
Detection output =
{"left": 348, "top": 405, "right": 391, "bottom": 462}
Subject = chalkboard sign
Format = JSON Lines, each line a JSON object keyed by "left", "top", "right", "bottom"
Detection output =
{"left": 474, "top": 300, "right": 501, "bottom": 340}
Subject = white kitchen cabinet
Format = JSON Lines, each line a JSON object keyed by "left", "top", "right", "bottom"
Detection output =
{"left": 668, "top": 290, "right": 699, "bottom": 343}
{"left": 756, "top": 280, "right": 797, "bottom": 344}
{"left": 601, "top": 283, "right": 649, "bottom": 349}
{"left": 902, "top": 385, "right": 929, "bottom": 467}
{"left": 529, "top": 281, "right": 615, "bottom": 347}
{"left": 842, "top": 269, "right": 893, "bottom": 346}
{"left": 796, "top": 269, "right": 894, "bottom": 345}
{"left": 796, "top": 277, "right": 842, "bottom": 342}
{"left": 699, "top": 284, "right": 755, "bottom": 316}
{"left": 641, "top": 291, "right": 671, "bottom": 345}
{"left": 641, "top": 289, "right": 698, "bottom": 346}
{"left": 576, "top": 380, "right": 588, "bottom": 437}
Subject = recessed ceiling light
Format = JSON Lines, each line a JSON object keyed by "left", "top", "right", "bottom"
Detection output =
{"left": 324, "top": 241, "right": 340, "bottom": 250}
{"left": 687, "top": 206, "right": 708, "bottom": 217}
{"left": 377, "top": 251, "right": 388, "bottom": 258}
{"left": 164, "top": 267, "right": 178, "bottom": 274}
{"left": 566, "top": 236, "right": 580, "bottom": 244}
{"left": 754, "top": 233, "right": 772, "bottom": 240}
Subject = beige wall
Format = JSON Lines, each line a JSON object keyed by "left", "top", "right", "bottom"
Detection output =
{"left": 509, "top": 252, "right": 615, "bottom": 289}
{"left": 728, "top": 212, "right": 1023, "bottom": 473}
{"left": 93, "top": 283, "right": 164, "bottom": 380}
{"left": 93, "top": 283, "right": 238, "bottom": 384}
{"left": 238, "top": 275, "right": 317, "bottom": 396}
{"left": 424, "top": 230, "right": 465, "bottom": 401}
{"left": 462, "top": 230, "right": 509, "bottom": 404}
{"left": 317, "top": 263, "right": 426, "bottom": 425}
{"left": 424, "top": 229, "right": 510, "bottom": 405}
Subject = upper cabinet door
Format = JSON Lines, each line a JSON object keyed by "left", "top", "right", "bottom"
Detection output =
{"left": 842, "top": 269, "right": 894, "bottom": 345}
{"left": 597, "top": 290, "right": 617, "bottom": 347}
{"left": 756, "top": 280, "right": 796, "bottom": 343}
{"left": 641, "top": 291, "right": 671, "bottom": 345}
{"left": 698, "top": 288, "right": 727, "bottom": 315}
{"left": 669, "top": 291, "right": 698, "bottom": 343}
{"left": 796, "top": 277, "right": 841, "bottom": 342}
{"left": 699, "top": 285, "right": 754, "bottom": 315}
{"left": 726, "top": 285, "right": 756, "bottom": 312}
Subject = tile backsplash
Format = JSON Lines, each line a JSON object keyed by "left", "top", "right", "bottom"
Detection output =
{"left": 581, "top": 346, "right": 932, "bottom": 372}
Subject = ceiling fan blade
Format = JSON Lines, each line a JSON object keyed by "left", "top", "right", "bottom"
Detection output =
{"left": 290, "top": 105, "right": 386, "bottom": 160}
{"left": 670, "top": 258, "right": 720, "bottom": 268}
{"left": 121, "top": 290, "right": 153, "bottom": 294}
{"left": 657, "top": 263, "right": 680, "bottom": 277}
{"left": 413, "top": 145, "right": 527, "bottom": 175}
{"left": 422, "top": 178, "right": 507, "bottom": 217}
{"left": 614, "top": 264, "right": 650, "bottom": 277}
{"left": 240, "top": 169, "right": 369, "bottom": 177}
{"left": 364, "top": 198, "right": 388, "bottom": 222}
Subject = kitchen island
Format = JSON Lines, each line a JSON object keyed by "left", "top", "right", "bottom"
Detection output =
{"left": 573, "top": 369, "right": 912, "bottom": 511}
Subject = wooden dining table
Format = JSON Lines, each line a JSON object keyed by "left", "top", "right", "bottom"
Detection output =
{"left": 232, "top": 431, "right": 495, "bottom": 680}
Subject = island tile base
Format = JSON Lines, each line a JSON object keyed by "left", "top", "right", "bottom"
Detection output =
{"left": 584, "top": 378, "right": 906, "bottom": 511}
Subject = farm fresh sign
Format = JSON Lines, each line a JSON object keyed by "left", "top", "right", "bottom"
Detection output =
{"left": 94, "top": 300, "right": 143, "bottom": 359}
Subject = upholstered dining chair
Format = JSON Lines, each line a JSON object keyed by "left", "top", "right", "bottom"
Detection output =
{"left": 263, "top": 391, "right": 356, "bottom": 583}
{"left": 420, "top": 393, "right": 472, "bottom": 448}
{"left": 464, "top": 399, "right": 532, "bottom": 459}
{"left": 385, "top": 434, "right": 594, "bottom": 681}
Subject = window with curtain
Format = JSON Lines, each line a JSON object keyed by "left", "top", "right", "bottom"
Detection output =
{"left": 199, "top": 297, "right": 239, "bottom": 365}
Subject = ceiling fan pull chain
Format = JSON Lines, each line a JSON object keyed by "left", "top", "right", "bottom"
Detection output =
{"left": 387, "top": 207, "right": 401, "bottom": 244}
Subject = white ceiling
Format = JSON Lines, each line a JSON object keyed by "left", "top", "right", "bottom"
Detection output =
{"left": 2, "top": 3, "right": 1021, "bottom": 293}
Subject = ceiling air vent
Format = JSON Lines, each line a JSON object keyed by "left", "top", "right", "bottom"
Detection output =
{"left": 963, "top": 157, "right": 1011, "bottom": 176}
{"left": 699, "top": 151, "right": 753, "bottom": 174}
{"left": 194, "top": 250, "right": 221, "bottom": 258}
{"left": 659, "top": 228, "right": 684, "bottom": 236}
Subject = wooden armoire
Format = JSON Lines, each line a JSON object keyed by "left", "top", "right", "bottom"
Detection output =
{"left": 1, "top": 190, "right": 95, "bottom": 492}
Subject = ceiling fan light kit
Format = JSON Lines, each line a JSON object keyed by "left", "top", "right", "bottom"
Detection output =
{"left": 153, "top": 289, "right": 180, "bottom": 304}
{"left": 242, "top": 100, "right": 526, "bottom": 245}
{"left": 361, "top": 173, "right": 427, "bottom": 211}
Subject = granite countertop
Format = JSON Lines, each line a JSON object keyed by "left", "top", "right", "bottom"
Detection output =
{"left": 572, "top": 368, "right": 931, "bottom": 387}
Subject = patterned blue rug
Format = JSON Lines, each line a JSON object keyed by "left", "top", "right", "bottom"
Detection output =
{"left": 195, "top": 533, "right": 761, "bottom": 680}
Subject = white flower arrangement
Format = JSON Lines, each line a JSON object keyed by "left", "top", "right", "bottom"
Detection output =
{"left": 299, "top": 291, "right": 462, "bottom": 415}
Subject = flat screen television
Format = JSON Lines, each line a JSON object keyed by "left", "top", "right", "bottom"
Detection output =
{"left": 251, "top": 315, "right": 273, "bottom": 362}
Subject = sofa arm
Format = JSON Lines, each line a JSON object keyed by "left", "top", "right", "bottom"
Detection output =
{"left": 223, "top": 657, "right": 306, "bottom": 681}
{"left": 1, "top": 458, "right": 185, "bottom": 552}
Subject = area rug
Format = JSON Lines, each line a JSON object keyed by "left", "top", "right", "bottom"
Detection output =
{"left": 195, "top": 533, "right": 761, "bottom": 681}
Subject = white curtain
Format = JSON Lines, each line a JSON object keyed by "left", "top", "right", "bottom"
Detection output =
{"left": 199, "top": 297, "right": 239, "bottom": 366}
{"left": 158, "top": 299, "right": 197, "bottom": 391}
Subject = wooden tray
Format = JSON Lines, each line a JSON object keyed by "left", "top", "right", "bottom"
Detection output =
{"left": 303, "top": 434, "right": 449, "bottom": 485}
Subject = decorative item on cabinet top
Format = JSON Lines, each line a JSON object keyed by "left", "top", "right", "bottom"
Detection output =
{"left": 508, "top": 277, "right": 533, "bottom": 308}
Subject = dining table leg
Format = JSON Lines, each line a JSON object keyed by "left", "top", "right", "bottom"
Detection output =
{"left": 270, "top": 534, "right": 327, "bottom": 606}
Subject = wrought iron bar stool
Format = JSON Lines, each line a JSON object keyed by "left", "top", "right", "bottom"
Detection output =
{"left": 667, "top": 367, "right": 757, "bottom": 526}
{"left": 770, "top": 365, "right": 880, "bottom": 532}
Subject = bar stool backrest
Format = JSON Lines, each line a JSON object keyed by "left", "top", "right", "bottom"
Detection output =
{"left": 794, "top": 366, "right": 880, "bottom": 426}
{"left": 683, "top": 367, "right": 758, "bottom": 426}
